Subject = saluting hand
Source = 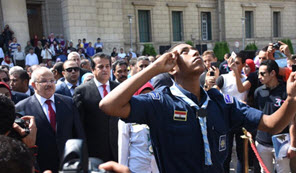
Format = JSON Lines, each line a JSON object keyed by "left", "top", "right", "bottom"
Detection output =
{"left": 153, "top": 51, "right": 178, "bottom": 73}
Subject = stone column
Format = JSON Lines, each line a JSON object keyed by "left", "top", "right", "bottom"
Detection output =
{"left": 1, "top": 0, "right": 30, "bottom": 49}
{"left": 61, "top": 0, "right": 98, "bottom": 47}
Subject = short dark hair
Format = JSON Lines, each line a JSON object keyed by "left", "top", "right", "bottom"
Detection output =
{"left": 91, "top": 53, "right": 111, "bottom": 70}
{"left": 260, "top": 59, "right": 279, "bottom": 76}
{"left": 224, "top": 53, "right": 231, "bottom": 59}
{"left": 112, "top": 60, "right": 128, "bottom": 71}
{"left": 261, "top": 46, "right": 268, "bottom": 52}
{"left": 53, "top": 62, "right": 64, "bottom": 75}
{"left": 11, "top": 70, "right": 29, "bottom": 82}
{"left": 0, "top": 135, "right": 34, "bottom": 173}
{"left": 0, "top": 95, "right": 15, "bottom": 134}
{"left": 236, "top": 51, "right": 247, "bottom": 64}
{"left": 80, "top": 59, "right": 90, "bottom": 68}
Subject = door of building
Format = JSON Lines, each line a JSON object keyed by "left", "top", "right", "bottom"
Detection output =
{"left": 27, "top": 4, "right": 43, "bottom": 42}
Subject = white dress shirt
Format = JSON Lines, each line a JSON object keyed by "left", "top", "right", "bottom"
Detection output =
{"left": 25, "top": 53, "right": 39, "bottom": 66}
{"left": 35, "top": 93, "right": 56, "bottom": 123}
{"left": 65, "top": 80, "right": 79, "bottom": 96}
{"left": 118, "top": 120, "right": 159, "bottom": 173}
{"left": 93, "top": 78, "right": 110, "bottom": 98}
{"left": 41, "top": 49, "right": 53, "bottom": 60}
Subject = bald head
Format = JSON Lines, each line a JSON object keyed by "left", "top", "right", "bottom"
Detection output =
{"left": 67, "top": 52, "right": 81, "bottom": 66}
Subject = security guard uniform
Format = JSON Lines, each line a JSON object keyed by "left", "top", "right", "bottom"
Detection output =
{"left": 122, "top": 84, "right": 263, "bottom": 173}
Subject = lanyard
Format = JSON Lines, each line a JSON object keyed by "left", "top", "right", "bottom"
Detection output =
{"left": 170, "top": 83, "right": 213, "bottom": 165}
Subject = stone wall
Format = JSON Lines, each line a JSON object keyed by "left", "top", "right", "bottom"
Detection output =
{"left": 0, "top": 0, "right": 295, "bottom": 55}
{"left": 44, "top": 0, "right": 64, "bottom": 37}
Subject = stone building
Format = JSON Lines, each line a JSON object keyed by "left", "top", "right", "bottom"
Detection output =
{"left": 0, "top": 0, "right": 295, "bottom": 55}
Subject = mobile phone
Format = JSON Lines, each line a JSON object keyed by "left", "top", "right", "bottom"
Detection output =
{"left": 210, "top": 71, "right": 215, "bottom": 76}
{"left": 292, "top": 64, "right": 296, "bottom": 72}
{"left": 211, "top": 62, "right": 218, "bottom": 68}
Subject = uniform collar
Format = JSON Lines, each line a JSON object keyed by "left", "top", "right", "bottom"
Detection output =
{"left": 175, "top": 83, "right": 207, "bottom": 107}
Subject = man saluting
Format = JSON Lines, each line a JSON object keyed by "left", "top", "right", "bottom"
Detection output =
{"left": 99, "top": 43, "right": 296, "bottom": 173}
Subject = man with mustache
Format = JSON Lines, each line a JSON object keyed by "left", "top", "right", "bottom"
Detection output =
{"left": 113, "top": 60, "right": 128, "bottom": 83}
{"left": 73, "top": 53, "right": 119, "bottom": 162}
{"left": 15, "top": 67, "right": 85, "bottom": 173}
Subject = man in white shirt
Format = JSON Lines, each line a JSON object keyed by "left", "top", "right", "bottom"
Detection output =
{"left": 25, "top": 48, "right": 39, "bottom": 69}
{"left": 55, "top": 60, "right": 80, "bottom": 97}
{"left": 117, "top": 48, "right": 126, "bottom": 59}
{"left": 13, "top": 45, "right": 25, "bottom": 68}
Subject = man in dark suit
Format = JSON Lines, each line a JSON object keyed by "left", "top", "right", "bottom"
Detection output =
{"left": 73, "top": 53, "right": 119, "bottom": 162}
{"left": 55, "top": 60, "right": 80, "bottom": 97}
{"left": 16, "top": 67, "right": 85, "bottom": 173}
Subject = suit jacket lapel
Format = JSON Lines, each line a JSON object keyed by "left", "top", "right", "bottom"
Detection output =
{"left": 109, "top": 80, "right": 118, "bottom": 91}
{"left": 63, "top": 83, "right": 72, "bottom": 97}
{"left": 31, "top": 95, "right": 53, "bottom": 131}
{"left": 89, "top": 79, "right": 102, "bottom": 101}
{"left": 54, "top": 95, "right": 66, "bottom": 134}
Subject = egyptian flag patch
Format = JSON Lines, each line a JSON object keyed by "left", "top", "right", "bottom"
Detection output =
{"left": 173, "top": 110, "right": 187, "bottom": 121}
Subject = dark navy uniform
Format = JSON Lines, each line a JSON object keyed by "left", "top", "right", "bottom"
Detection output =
{"left": 122, "top": 84, "right": 263, "bottom": 173}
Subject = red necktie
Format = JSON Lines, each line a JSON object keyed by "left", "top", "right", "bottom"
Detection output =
{"left": 45, "top": 100, "right": 56, "bottom": 131}
{"left": 102, "top": 84, "right": 108, "bottom": 97}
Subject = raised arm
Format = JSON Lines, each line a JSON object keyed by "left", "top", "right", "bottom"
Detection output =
{"left": 230, "top": 60, "right": 251, "bottom": 93}
{"left": 99, "top": 52, "right": 178, "bottom": 118}
{"left": 258, "top": 72, "right": 296, "bottom": 134}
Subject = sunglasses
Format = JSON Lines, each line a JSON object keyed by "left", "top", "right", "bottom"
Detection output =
{"left": 0, "top": 77, "right": 10, "bottom": 82}
{"left": 65, "top": 67, "right": 80, "bottom": 72}
{"left": 258, "top": 72, "right": 267, "bottom": 77}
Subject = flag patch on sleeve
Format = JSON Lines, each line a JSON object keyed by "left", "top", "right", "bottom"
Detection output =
{"left": 149, "top": 92, "right": 160, "bottom": 100}
{"left": 223, "top": 94, "right": 233, "bottom": 104}
{"left": 173, "top": 110, "right": 187, "bottom": 121}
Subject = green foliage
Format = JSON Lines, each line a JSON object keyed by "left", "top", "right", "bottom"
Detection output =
{"left": 281, "top": 39, "right": 294, "bottom": 54}
{"left": 142, "top": 44, "right": 157, "bottom": 56}
{"left": 185, "top": 40, "right": 194, "bottom": 46}
{"left": 245, "top": 43, "right": 258, "bottom": 51}
{"left": 213, "top": 42, "right": 230, "bottom": 62}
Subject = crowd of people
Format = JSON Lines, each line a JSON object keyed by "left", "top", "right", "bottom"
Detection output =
{"left": 0, "top": 24, "right": 296, "bottom": 173}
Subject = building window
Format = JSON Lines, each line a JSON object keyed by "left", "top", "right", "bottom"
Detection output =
{"left": 172, "top": 11, "right": 183, "bottom": 41}
{"left": 138, "top": 10, "right": 151, "bottom": 42}
{"left": 273, "top": 12, "right": 281, "bottom": 37}
{"left": 201, "top": 12, "right": 212, "bottom": 41}
{"left": 245, "top": 11, "right": 254, "bottom": 38}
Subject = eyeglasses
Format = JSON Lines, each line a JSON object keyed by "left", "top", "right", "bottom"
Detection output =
{"left": 258, "top": 72, "right": 267, "bottom": 77}
{"left": 0, "top": 77, "right": 10, "bottom": 82}
{"left": 65, "top": 67, "right": 80, "bottom": 72}
{"left": 36, "top": 79, "right": 56, "bottom": 84}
